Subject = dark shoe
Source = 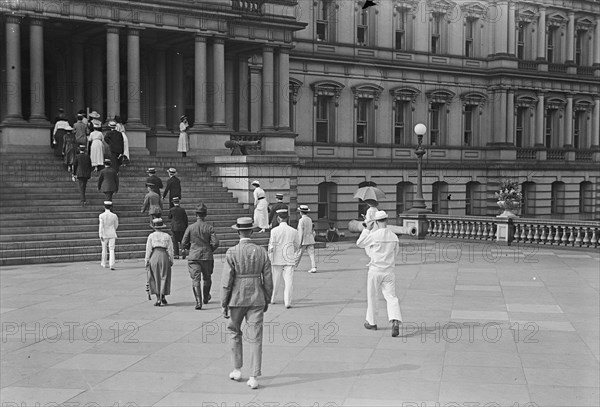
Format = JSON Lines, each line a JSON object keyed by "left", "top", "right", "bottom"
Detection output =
{"left": 392, "top": 320, "right": 401, "bottom": 337}
{"left": 364, "top": 321, "right": 377, "bottom": 330}
{"left": 174, "top": 255, "right": 179, "bottom": 260}
{"left": 193, "top": 287, "right": 202, "bottom": 309}
{"left": 161, "top": 296, "right": 168, "bottom": 305}
{"left": 195, "top": 302, "right": 202, "bottom": 310}
{"left": 203, "top": 293, "right": 211, "bottom": 304}
{"left": 154, "top": 301, "right": 161, "bottom": 307}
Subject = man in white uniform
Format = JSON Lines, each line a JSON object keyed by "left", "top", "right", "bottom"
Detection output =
{"left": 268, "top": 209, "right": 299, "bottom": 308}
{"left": 356, "top": 210, "right": 402, "bottom": 337}
{"left": 99, "top": 201, "right": 119, "bottom": 270}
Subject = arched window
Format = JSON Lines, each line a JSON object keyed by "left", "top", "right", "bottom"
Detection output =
{"left": 358, "top": 181, "right": 377, "bottom": 218}
{"left": 318, "top": 182, "right": 338, "bottom": 220}
{"left": 579, "top": 181, "right": 593, "bottom": 214}
{"left": 396, "top": 182, "right": 414, "bottom": 216}
{"left": 551, "top": 181, "right": 566, "bottom": 215}
{"left": 431, "top": 181, "right": 449, "bottom": 214}
{"left": 521, "top": 181, "right": 536, "bottom": 217}
{"left": 465, "top": 181, "right": 482, "bottom": 216}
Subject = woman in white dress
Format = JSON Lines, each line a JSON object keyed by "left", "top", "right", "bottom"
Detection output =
{"left": 114, "top": 116, "right": 130, "bottom": 166}
{"left": 177, "top": 115, "right": 189, "bottom": 157}
{"left": 88, "top": 120, "right": 104, "bottom": 172}
{"left": 145, "top": 218, "right": 174, "bottom": 307}
{"left": 251, "top": 180, "right": 269, "bottom": 232}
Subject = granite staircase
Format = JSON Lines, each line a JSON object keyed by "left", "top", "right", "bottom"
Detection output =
{"left": 0, "top": 152, "right": 269, "bottom": 266}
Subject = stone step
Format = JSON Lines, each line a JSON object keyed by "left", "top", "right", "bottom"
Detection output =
{"left": 0, "top": 196, "right": 240, "bottom": 207}
{"left": 0, "top": 190, "right": 236, "bottom": 200}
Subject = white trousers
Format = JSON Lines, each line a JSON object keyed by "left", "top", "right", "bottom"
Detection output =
{"left": 366, "top": 269, "right": 402, "bottom": 325}
{"left": 101, "top": 238, "right": 116, "bottom": 268}
{"left": 271, "top": 265, "right": 294, "bottom": 306}
{"left": 295, "top": 245, "right": 316, "bottom": 269}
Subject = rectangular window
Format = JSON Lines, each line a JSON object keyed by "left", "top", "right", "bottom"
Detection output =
{"left": 574, "top": 111, "right": 586, "bottom": 149}
{"left": 516, "top": 107, "right": 525, "bottom": 147}
{"left": 395, "top": 11, "right": 406, "bottom": 50}
{"left": 575, "top": 31, "right": 582, "bottom": 65}
{"left": 465, "top": 18, "right": 474, "bottom": 57}
{"left": 393, "top": 100, "right": 408, "bottom": 145}
{"left": 316, "top": 95, "right": 330, "bottom": 143}
{"left": 463, "top": 105, "right": 475, "bottom": 146}
{"left": 317, "top": 0, "right": 335, "bottom": 42}
{"left": 545, "top": 110, "right": 554, "bottom": 148}
{"left": 431, "top": 15, "right": 441, "bottom": 54}
{"left": 356, "top": 99, "right": 369, "bottom": 144}
{"left": 357, "top": 10, "right": 368, "bottom": 46}
{"left": 430, "top": 103, "right": 443, "bottom": 145}
{"left": 517, "top": 23, "right": 526, "bottom": 59}
{"left": 547, "top": 27, "right": 555, "bottom": 62}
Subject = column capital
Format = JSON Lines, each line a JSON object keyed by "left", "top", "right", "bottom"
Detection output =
{"left": 127, "top": 26, "right": 144, "bottom": 36}
{"left": 29, "top": 16, "right": 47, "bottom": 26}
{"left": 278, "top": 47, "right": 291, "bottom": 55}
{"left": 594, "top": 95, "right": 600, "bottom": 101}
{"left": 536, "top": 90, "right": 547, "bottom": 96}
{"left": 262, "top": 45, "right": 275, "bottom": 53}
{"left": 195, "top": 34, "right": 208, "bottom": 42}
{"left": 565, "top": 93, "right": 575, "bottom": 99}
{"left": 538, "top": 6, "right": 546, "bottom": 13}
{"left": 5, "top": 14, "right": 24, "bottom": 24}
{"left": 106, "top": 25, "right": 122, "bottom": 34}
{"left": 212, "top": 37, "right": 225, "bottom": 45}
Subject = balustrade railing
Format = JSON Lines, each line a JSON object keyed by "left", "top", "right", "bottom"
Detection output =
{"left": 421, "top": 215, "right": 599, "bottom": 249}
{"left": 518, "top": 60, "right": 538, "bottom": 70}
{"left": 577, "top": 66, "right": 596, "bottom": 76}
{"left": 516, "top": 148, "right": 536, "bottom": 160}
{"left": 231, "top": 0, "right": 263, "bottom": 13}
{"left": 575, "top": 150, "right": 593, "bottom": 161}
{"left": 548, "top": 63, "right": 567, "bottom": 73}
{"left": 513, "top": 219, "right": 599, "bottom": 249}
{"left": 546, "top": 149, "right": 565, "bottom": 160}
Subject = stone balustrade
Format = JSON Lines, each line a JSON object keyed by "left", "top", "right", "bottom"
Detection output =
{"left": 420, "top": 214, "right": 599, "bottom": 249}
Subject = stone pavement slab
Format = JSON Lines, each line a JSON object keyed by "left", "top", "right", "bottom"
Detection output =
{"left": 1, "top": 240, "right": 599, "bottom": 406}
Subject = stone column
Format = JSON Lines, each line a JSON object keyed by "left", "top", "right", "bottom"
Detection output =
{"left": 89, "top": 44, "right": 104, "bottom": 118}
{"left": 212, "top": 38, "right": 226, "bottom": 127}
{"left": 4, "top": 15, "right": 23, "bottom": 121}
{"left": 592, "top": 96, "right": 600, "bottom": 148}
{"left": 155, "top": 47, "right": 167, "bottom": 130}
{"left": 29, "top": 17, "right": 47, "bottom": 122}
{"left": 71, "top": 39, "right": 85, "bottom": 114}
{"left": 595, "top": 17, "right": 600, "bottom": 67}
{"left": 127, "top": 28, "right": 142, "bottom": 124}
{"left": 566, "top": 11, "right": 575, "bottom": 63}
{"left": 535, "top": 92, "right": 545, "bottom": 146}
{"left": 106, "top": 25, "right": 121, "bottom": 121}
{"left": 507, "top": 2, "right": 516, "bottom": 56}
{"left": 495, "top": 88, "right": 507, "bottom": 143}
{"left": 495, "top": 1, "right": 508, "bottom": 55}
{"left": 238, "top": 55, "right": 249, "bottom": 132}
{"left": 537, "top": 7, "right": 546, "bottom": 60}
{"left": 172, "top": 50, "right": 184, "bottom": 123}
{"left": 277, "top": 47, "right": 290, "bottom": 131}
{"left": 261, "top": 45, "right": 274, "bottom": 130}
{"left": 249, "top": 59, "right": 262, "bottom": 133}
{"left": 193, "top": 35, "right": 208, "bottom": 128}
{"left": 506, "top": 89, "right": 515, "bottom": 144}
{"left": 225, "top": 56, "right": 235, "bottom": 129}
{"left": 564, "top": 94, "right": 573, "bottom": 147}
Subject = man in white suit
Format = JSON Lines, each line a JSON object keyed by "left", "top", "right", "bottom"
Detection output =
{"left": 295, "top": 204, "right": 317, "bottom": 273}
{"left": 99, "top": 201, "right": 119, "bottom": 270}
{"left": 268, "top": 209, "right": 299, "bottom": 308}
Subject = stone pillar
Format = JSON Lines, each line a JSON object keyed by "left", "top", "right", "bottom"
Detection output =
{"left": 238, "top": 55, "right": 249, "bottom": 132}
{"left": 566, "top": 11, "right": 575, "bottom": 63}
{"left": 564, "top": 94, "right": 573, "bottom": 147}
{"left": 4, "top": 15, "right": 23, "bottom": 121}
{"left": 592, "top": 96, "right": 600, "bottom": 148}
{"left": 127, "top": 28, "right": 142, "bottom": 124}
{"left": 508, "top": 2, "right": 516, "bottom": 56}
{"left": 249, "top": 59, "right": 262, "bottom": 133}
{"left": 212, "top": 38, "right": 226, "bottom": 127}
{"left": 495, "top": 1, "right": 509, "bottom": 55}
{"left": 71, "top": 39, "right": 85, "bottom": 114}
{"left": 155, "top": 47, "right": 167, "bottom": 130}
{"left": 595, "top": 17, "right": 600, "bottom": 67}
{"left": 172, "top": 50, "right": 184, "bottom": 123}
{"left": 506, "top": 89, "right": 515, "bottom": 144}
{"left": 535, "top": 92, "right": 545, "bottom": 147}
{"left": 106, "top": 25, "right": 121, "bottom": 121}
{"left": 261, "top": 45, "right": 274, "bottom": 130}
{"left": 225, "top": 56, "right": 235, "bottom": 130}
{"left": 495, "top": 88, "right": 507, "bottom": 143}
{"left": 193, "top": 35, "right": 208, "bottom": 128}
{"left": 537, "top": 7, "right": 546, "bottom": 60}
{"left": 89, "top": 45, "right": 104, "bottom": 118}
{"left": 29, "top": 17, "right": 47, "bottom": 122}
{"left": 277, "top": 48, "right": 290, "bottom": 131}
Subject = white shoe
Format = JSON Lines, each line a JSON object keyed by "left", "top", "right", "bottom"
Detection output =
{"left": 247, "top": 377, "right": 258, "bottom": 389}
{"left": 100, "top": 263, "right": 106, "bottom": 268}
{"left": 229, "top": 369, "right": 241, "bottom": 381}
{"left": 308, "top": 268, "right": 317, "bottom": 273}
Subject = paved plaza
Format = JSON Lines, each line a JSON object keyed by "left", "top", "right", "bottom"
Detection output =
{"left": 1, "top": 239, "right": 599, "bottom": 407}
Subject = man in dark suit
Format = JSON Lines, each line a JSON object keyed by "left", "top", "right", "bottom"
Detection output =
{"left": 104, "top": 120, "right": 124, "bottom": 173}
{"left": 73, "top": 145, "right": 92, "bottom": 206}
{"left": 146, "top": 168, "right": 163, "bottom": 196}
{"left": 163, "top": 168, "right": 182, "bottom": 208}
{"left": 98, "top": 158, "right": 119, "bottom": 201}
{"left": 268, "top": 193, "right": 289, "bottom": 229}
{"left": 168, "top": 197, "right": 189, "bottom": 259}
{"left": 182, "top": 203, "right": 219, "bottom": 310}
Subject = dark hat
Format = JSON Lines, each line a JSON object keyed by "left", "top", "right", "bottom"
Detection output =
{"left": 145, "top": 182, "right": 155, "bottom": 187}
{"left": 151, "top": 218, "right": 168, "bottom": 229}
{"left": 195, "top": 203, "right": 208, "bottom": 214}
{"left": 275, "top": 208, "right": 288, "bottom": 214}
{"left": 275, "top": 193, "right": 284, "bottom": 199}
{"left": 172, "top": 197, "right": 180, "bottom": 203}
{"left": 231, "top": 217, "right": 258, "bottom": 230}
{"left": 276, "top": 209, "right": 288, "bottom": 219}
{"left": 146, "top": 168, "right": 156, "bottom": 174}
{"left": 180, "top": 115, "right": 187, "bottom": 120}
{"left": 297, "top": 204, "right": 310, "bottom": 212}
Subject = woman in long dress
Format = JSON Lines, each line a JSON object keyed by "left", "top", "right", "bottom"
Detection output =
{"left": 145, "top": 218, "right": 174, "bottom": 307}
{"left": 62, "top": 126, "right": 77, "bottom": 173}
{"left": 177, "top": 115, "right": 189, "bottom": 157}
{"left": 114, "top": 116, "right": 130, "bottom": 166}
{"left": 251, "top": 180, "right": 269, "bottom": 232}
{"left": 52, "top": 119, "right": 70, "bottom": 158}
{"left": 88, "top": 120, "right": 104, "bottom": 172}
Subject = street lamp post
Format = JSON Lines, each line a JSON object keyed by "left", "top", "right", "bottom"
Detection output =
{"left": 411, "top": 123, "right": 429, "bottom": 211}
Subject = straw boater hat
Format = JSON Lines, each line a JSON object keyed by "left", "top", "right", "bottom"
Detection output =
{"left": 78, "top": 144, "right": 86, "bottom": 151}
{"left": 297, "top": 204, "right": 310, "bottom": 213}
{"left": 172, "top": 197, "right": 181, "bottom": 205}
{"left": 251, "top": 180, "right": 260, "bottom": 187}
{"left": 108, "top": 120, "right": 117, "bottom": 128}
{"left": 104, "top": 158, "right": 112, "bottom": 164}
{"left": 92, "top": 119, "right": 102, "bottom": 128}
{"left": 146, "top": 168, "right": 156, "bottom": 174}
{"left": 145, "top": 182, "right": 155, "bottom": 188}
{"left": 275, "top": 193, "right": 284, "bottom": 200}
{"left": 167, "top": 168, "right": 177, "bottom": 175}
{"left": 151, "top": 218, "right": 168, "bottom": 229}
{"left": 276, "top": 208, "right": 288, "bottom": 219}
{"left": 231, "top": 217, "right": 258, "bottom": 230}
{"left": 103, "top": 201, "right": 113, "bottom": 208}
{"left": 370, "top": 210, "right": 389, "bottom": 222}
{"left": 180, "top": 115, "right": 187, "bottom": 121}
{"left": 195, "top": 203, "right": 208, "bottom": 214}
{"left": 89, "top": 111, "right": 101, "bottom": 119}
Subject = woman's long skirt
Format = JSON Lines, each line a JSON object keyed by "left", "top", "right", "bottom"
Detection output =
{"left": 90, "top": 139, "right": 104, "bottom": 167}
{"left": 148, "top": 248, "right": 172, "bottom": 296}
{"left": 254, "top": 199, "right": 269, "bottom": 229}
{"left": 53, "top": 130, "right": 65, "bottom": 157}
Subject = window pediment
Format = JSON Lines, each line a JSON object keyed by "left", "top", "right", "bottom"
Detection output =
{"left": 574, "top": 99, "right": 593, "bottom": 111}
{"left": 517, "top": 9, "right": 537, "bottom": 23}
{"left": 426, "top": 89, "right": 455, "bottom": 104}
{"left": 460, "top": 2, "right": 486, "bottom": 19}
{"left": 389, "top": 86, "right": 421, "bottom": 102}
{"left": 311, "top": 80, "right": 344, "bottom": 106}
{"left": 547, "top": 12, "right": 567, "bottom": 28}
{"left": 576, "top": 17, "right": 594, "bottom": 31}
{"left": 427, "top": 0, "right": 456, "bottom": 14}
{"left": 546, "top": 97, "right": 566, "bottom": 110}
{"left": 516, "top": 95, "right": 538, "bottom": 108}
{"left": 393, "top": 0, "right": 418, "bottom": 14}
{"left": 352, "top": 84, "right": 384, "bottom": 105}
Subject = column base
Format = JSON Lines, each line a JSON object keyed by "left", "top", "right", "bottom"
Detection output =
{"left": 399, "top": 211, "right": 430, "bottom": 240}
{"left": 124, "top": 124, "right": 150, "bottom": 154}
{"left": 188, "top": 128, "right": 231, "bottom": 157}
{"left": 0, "top": 122, "right": 53, "bottom": 153}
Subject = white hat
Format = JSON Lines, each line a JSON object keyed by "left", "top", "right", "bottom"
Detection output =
{"left": 251, "top": 180, "right": 260, "bottom": 186}
{"left": 108, "top": 120, "right": 117, "bottom": 128}
{"left": 297, "top": 204, "right": 310, "bottom": 212}
{"left": 370, "top": 210, "right": 388, "bottom": 222}
{"left": 231, "top": 217, "right": 258, "bottom": 230}
{"left": 103, "top": 201, "right": 113, "bottom": 206}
